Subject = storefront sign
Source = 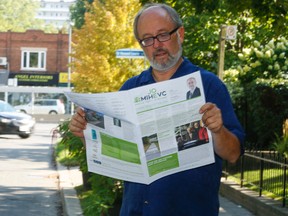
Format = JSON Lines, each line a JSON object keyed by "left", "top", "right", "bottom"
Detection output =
{"left": 59, "top": 72, "right": 68, "bottom": 83}
{"left": 9, "top": 73, "right": 59, "bottom": 86}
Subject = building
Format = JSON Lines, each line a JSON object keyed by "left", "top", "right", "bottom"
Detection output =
{"left": 0, "top": 29, "right": 69, "bottom": 87}
{"left": 35, "top": 0, "right": 76, "bottom": 29}
{"left": 0, "top": 30, "right": 72, "bottom": 113}
{"left": 0, "top": 1, "right": 76, "bottom": 113}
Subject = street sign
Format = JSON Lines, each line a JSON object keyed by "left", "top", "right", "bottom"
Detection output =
{"left": 116, "top": 48, "right": 145, "bottom": 59}
{"left": 226, "top": 25, "right": 237, "bottom": 40}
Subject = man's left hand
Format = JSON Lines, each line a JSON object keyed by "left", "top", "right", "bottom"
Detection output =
{"left": 199, "top": 102, "right": 223, "bottom": 133}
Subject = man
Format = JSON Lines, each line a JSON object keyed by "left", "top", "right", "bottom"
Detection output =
{"left": 199, "top": 120, "right": 209, "bottom": 142}
{"left": 187, "top": 121, "right": 200, "bottom": 141}
{"left": 69, "top": 3, "right": 245, "bottom": 215}
{"left": 176, "top": 135, "right": 185, "bottom": 151}
{"left": 186, "top": 77, "right": 201, "bottom": 99}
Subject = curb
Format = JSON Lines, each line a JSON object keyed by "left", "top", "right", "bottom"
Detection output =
{"left": 57, "top": 162, "right": 83, "bottom": 216}
{"left": 220, "top": 178, "right": 288, "bottom": 216}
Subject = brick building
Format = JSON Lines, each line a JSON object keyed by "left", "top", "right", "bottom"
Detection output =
{"left": 0, "top": 29, "right": 69, "bottom": 86}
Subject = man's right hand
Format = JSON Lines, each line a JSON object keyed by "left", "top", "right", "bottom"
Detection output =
{"left": 69, "top": 107, "right": 87, "bottom": 138}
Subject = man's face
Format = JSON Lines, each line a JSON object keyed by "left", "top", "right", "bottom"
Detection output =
{"left": 137, "top": 7, "right": 184, "bottom": 72}
{"left": 187, "top": 78, "right": 196, "bottom": 90}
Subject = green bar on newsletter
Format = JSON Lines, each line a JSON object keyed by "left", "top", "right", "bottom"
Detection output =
{"left": 101, "top": 132, "right": 141, "bottom": 164}
{"left": 147, "top": 153, "right": 179, "bottom": 176}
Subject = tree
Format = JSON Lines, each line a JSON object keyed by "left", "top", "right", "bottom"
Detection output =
{"left": 178, "top": 0, "right": 287, "bottom": 72}
{"left": 139, "top": 0, "right": 288, "bottom": 73}
{"left": 71, "top": 0, "right": 143, "bottom": 93}
{"left": 70, "top": 0, "right": 94, "bottom": 29}
{"left": 0, "top": 0, "right": 43, "bottom": 32}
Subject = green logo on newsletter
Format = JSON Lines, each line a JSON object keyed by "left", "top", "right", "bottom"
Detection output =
{"left": 134, "top": 88, "right": 167, "bottom": 103}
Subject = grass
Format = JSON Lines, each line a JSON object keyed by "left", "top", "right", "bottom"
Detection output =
{"left": 226, "top": 168, "right": 287, "bottom": 203}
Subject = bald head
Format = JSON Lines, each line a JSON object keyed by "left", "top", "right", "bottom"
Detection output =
{"left": 133, "top": 3, "right": 183, "bottom": 40}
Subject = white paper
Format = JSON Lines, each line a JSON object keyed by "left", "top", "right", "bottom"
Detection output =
{"left": 65, "top": 71, "right": 215, "bottom": 184}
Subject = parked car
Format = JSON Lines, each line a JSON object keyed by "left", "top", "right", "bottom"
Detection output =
{"left": 0, "top": 100, "right": 35, "bottom": 138}
{"left": 14, "top": 99, "right": 65, "bottom": 115}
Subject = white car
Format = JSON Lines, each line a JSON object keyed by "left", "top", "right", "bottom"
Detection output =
{"left": 14, "top": 99, "right": 65, "bottom": 115}
{"left": 0, "top": 100, "right": 35, "bottom": 138}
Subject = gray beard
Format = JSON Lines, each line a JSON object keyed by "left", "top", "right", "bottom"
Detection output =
{"left": 150, "top": 46, "right": 183, "bottom": 72}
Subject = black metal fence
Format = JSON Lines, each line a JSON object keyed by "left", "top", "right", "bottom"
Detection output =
{"left": 222, "top": 151, "right": 288, "bottom": 207}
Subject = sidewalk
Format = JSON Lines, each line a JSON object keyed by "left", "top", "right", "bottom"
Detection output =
{"left": 57, "top": 163, "right": 83, "bottom": 216}
{"left": 219, "top": 195, "right": 255, "bottom": 216}
{"left": 220, "top": 178, "right": 288, "bottom": 216}
{"left": 57, "top": 164, "right": 257, "bottom": 216}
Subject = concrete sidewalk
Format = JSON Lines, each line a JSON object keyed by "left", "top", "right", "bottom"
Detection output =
{"left": 57, "top": 164, "right": 258, "bottom": 216}
{"left": 220, "top": 179, "right": 288, "bottom": 216}
{"left": 57, "top": 163, "right": 83, "bottom": 216}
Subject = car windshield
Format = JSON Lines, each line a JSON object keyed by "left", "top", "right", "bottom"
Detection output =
{"left": 0, "top": 101, "right": 17, "bottom": 112}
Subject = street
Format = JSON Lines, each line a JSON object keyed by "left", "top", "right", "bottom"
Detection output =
{"left": 0, "top": 123, "right": 62, "bottom": 216}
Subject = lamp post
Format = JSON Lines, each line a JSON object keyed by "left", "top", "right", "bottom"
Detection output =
{"left": 68, "top": 22, "right": 73, "bottom": 89}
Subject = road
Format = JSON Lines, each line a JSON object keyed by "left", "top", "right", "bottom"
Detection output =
{"left": 0, "top": 123, "right": 62, "bottom": 216}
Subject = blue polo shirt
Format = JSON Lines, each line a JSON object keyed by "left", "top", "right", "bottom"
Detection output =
{"left": 119, "top": 58, "right": 245, "bottom": 216}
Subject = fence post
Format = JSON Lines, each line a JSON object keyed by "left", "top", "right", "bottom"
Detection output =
{"left": 259, "top": 152, "right": 264, "bottom": 197}
{"left": 224, "top": 160, "right": 228, "bottom": 180}
{"left": 283, "top": 157, "right": 287, "bottom": 207}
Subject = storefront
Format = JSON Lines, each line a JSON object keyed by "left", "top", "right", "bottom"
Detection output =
{"left": 0, "top": 86, "right": 73, "bottom": 114}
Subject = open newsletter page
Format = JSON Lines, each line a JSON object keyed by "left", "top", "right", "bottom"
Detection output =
{"left": 65, "top": 71, "right": 215, "bottom": 184}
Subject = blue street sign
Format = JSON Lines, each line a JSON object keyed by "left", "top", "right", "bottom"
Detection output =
{"left": 116, "top": 48, "right": 145, "bottom": 59}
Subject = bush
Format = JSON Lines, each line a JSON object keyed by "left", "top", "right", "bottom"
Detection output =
{"left": 55, "top": 120, "right": 123, "bottom": 215}
{"left": 273, "top": 134, "right": 288, "bottom": 158}
{"left": 224, "top": 36, "right": 288, "bottom": 149}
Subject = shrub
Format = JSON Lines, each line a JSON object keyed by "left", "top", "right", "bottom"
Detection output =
{"left": 224, "top": 36, "right": 288, "bottom": 149}
{"left": 55, "top": 120, "right": 123, "bottom": 215}
{"left": 273, "top": 134, "right": 288, "bottom": 158}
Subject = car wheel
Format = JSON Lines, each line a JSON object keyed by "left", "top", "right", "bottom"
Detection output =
{"left": 49, "top": 111, "right": 58, "bottom": 114}
{"left": 19, "top": 134, "right": 30, "bottom": 139}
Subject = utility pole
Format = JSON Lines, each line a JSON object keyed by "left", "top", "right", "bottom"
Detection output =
{"left": 217, "top": 25, "right": 226, "bottom": 81}
{"left": 217, "top": 25, "right": 237, "bottom": 80}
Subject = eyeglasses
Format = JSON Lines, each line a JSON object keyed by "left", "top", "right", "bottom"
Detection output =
{"left": 138, "top": 27, "right": 180, "bottom": 47}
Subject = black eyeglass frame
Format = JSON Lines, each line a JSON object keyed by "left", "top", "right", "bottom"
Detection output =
{"left": 138, "top": 26, "right": 180, "bottom": 47}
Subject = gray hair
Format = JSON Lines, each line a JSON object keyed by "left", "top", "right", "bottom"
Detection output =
{"left": 133, "top": 3, "right": 183, "bottom": 40}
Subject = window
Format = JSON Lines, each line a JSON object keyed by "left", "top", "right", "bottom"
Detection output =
{"left": 21, "top": 48, "right": 47, "bottom": 70}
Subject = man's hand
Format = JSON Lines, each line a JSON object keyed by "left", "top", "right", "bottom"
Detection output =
{"left": 199, "top": 102, "right": 241, "bottom": 163}
{"left": 199, "top": 102, "right": 223, "bottom": 134}
{"left": 69, "top": 107, "right": 87, "bottom": 138}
